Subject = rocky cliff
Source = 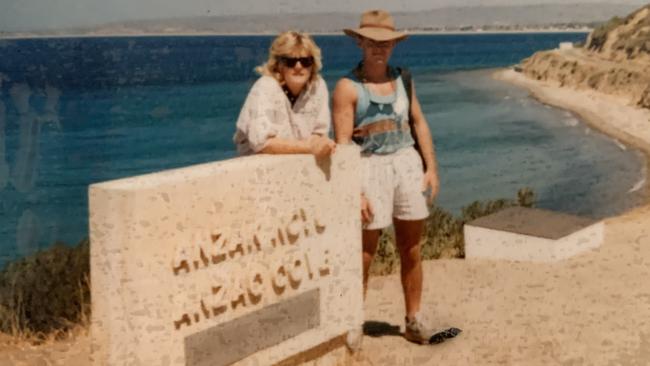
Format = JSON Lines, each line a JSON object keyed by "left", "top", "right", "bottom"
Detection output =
{"left": 520, "top": 5, "right": 650, "bottom": 109}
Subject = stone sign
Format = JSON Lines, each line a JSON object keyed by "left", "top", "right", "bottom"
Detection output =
{"left": 89, "top": 145, "right": 363, "bottom": 365}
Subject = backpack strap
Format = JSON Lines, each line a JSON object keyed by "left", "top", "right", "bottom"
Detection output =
{"left": 397, "top": 66, "right": 425, "bottom": 170}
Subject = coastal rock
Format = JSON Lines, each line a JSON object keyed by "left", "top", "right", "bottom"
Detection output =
{"left": 520, "top": 4, "right": 650, "bottom": 110}
{"left": 639, "top": 85, "right": 650, "bottom": 109}
{"left": 586, "top": 5, "right": 650, "bottom": 63}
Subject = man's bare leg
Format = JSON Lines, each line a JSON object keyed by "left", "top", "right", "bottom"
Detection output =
{"left": 393, "top": 217, "right": 425, "bottom": 318}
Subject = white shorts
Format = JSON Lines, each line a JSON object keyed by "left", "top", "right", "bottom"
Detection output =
{"left": 361, "top": 147, "right": 430, "bottom": 230}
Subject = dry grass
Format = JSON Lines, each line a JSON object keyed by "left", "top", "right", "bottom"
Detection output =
{"left": 0, "top": 239, "right": 90, "bottom": 342}
{"left": 0, "top": 274, "right": 90, "bottom": 346}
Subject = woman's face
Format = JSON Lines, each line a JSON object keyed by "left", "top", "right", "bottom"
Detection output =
{"left": 278, "top": 49, "right": 313, "bottom": 91}
{"left": 359, "top": 38, "right": 396, "bottom": 67}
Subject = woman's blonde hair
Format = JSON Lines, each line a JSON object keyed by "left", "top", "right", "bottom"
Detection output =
{"left": 255, "top": 31, "right": 323, "bottom": 85}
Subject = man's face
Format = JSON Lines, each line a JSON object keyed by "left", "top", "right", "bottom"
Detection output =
{"left": 359, "top": 38, "right": 396, "bottom": 66}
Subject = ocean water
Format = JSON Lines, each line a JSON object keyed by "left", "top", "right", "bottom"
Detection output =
{"left": 0, "top": 33, "right": 646, "bottom": 268}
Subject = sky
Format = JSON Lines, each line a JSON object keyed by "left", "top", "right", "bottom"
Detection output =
{"left": 1, "top": 0, "right": 647, "bottom": 32}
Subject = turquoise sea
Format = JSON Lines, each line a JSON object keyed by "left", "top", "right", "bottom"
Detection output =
{"left": 0, "top": 33, "right": 646, "bottom": 268}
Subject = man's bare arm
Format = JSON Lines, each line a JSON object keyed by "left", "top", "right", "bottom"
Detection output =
{"left": 410, "top": 79, "right": 440, "bottom": 201}
{"left": 410, "top": 79, "right": 438, "bottom": 174}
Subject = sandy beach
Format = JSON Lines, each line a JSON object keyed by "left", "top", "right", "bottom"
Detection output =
{"left": 493, "top": 68, "right": 650, "bottom": 202}
{"left": 2, "top": 68, "right": 650, "bottom": 365}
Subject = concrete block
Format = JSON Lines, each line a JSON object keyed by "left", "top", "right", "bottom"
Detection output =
{"left": 464, "top": 207, "right": 603, "bottom": 262}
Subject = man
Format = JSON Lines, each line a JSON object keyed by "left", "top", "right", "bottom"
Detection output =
{"left": 333, "top": 9, "right": 460, "bottom": 345}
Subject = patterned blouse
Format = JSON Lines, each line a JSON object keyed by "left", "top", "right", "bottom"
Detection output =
{"left": 233, "top": 75, "right": 330, "bottom": 155}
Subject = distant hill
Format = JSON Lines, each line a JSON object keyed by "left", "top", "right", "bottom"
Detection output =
{"left": 1, "top": 3, "right": 644, "bottom": 37}
{"left": 586, "top": 4, "right": 650, "bottom": 61}
{"left": 520, "top": 4, "right": 650, "bottom": 109}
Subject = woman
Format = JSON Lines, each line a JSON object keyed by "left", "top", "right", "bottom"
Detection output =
{"left": 333, "top": 10, "right": 460, "bottom": 345}
{"left": 234, "top": 31, "right": 335, "bottom": 157}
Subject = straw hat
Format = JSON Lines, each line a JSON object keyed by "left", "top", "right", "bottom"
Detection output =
{"left": 344, "top": 10, "right": 408, "bottom": 42}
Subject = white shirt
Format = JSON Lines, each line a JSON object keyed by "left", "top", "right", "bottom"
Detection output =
{"left": 233, "top": 75, "right": 330, "bottom": 155}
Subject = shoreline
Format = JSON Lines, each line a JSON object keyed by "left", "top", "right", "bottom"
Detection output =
{"left": 0, "top": 28, "right": 590, "bottom": 40}
{"left": 493, "top": 68, "right": 650, "bottom": 210}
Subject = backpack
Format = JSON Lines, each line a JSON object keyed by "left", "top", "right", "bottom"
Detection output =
{"left": 396, "top": 67, "right": 426, "bottom": 170}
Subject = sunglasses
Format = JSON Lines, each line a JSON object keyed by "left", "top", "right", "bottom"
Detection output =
{"left": 278, "top": 56, "right": 314, "bottom": 68}
{"left": 361, "top": 39, "right": 395, "bottom": 49}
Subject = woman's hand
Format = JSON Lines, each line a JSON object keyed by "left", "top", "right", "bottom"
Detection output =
{"left": 361, "top": 193, "right": 374, "bottom": 225}
{"left": 422, "top": 169, "right": 439, "bottom": 206}
{"left": 308, "top": 135, "right": 336, "bottom": 158}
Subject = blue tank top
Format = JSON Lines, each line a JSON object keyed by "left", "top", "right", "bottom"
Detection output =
{"left": 347, "top": 66, "right": 415, "bottom": 154}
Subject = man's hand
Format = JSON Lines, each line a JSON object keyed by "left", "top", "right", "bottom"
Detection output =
{"left": 361, "top": 193, "right": 374, "bottom": 225}
{"left": 421, "top": 169, "right": 439, "bottom": 206}
{"left": 308, "top": 135, "right": 336, "bottom": 158}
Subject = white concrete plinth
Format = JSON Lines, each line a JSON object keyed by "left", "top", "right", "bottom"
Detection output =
{"left": 89, "top": 145, "right": 363, "bottom": 366}
{"left": 464, "top": 207, "right": 604, "bottom": 262}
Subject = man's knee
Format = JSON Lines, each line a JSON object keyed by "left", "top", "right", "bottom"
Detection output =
{"left": 398, "top": 242, "right": 421, "bottom": 263}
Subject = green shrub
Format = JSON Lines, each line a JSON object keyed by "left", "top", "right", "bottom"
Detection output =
{"left": 0, "top": 238, "right": 90, "bottom": 336}
{"left": 368, "top": 230, "right": 399, "bottom": 276}
{"left": 421, "top": 205, "right": 464, "bottom": 259}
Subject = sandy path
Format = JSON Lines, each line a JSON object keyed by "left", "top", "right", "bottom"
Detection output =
{"left": 356, "top": 204, "right": 650, "bottom": 365}
{"left": 0, "top": 331, "right": 90, "bottom": 366}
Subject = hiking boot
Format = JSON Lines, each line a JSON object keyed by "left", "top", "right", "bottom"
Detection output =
{"left": 404, "top": 314, "right": 462, "bottom": 345}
